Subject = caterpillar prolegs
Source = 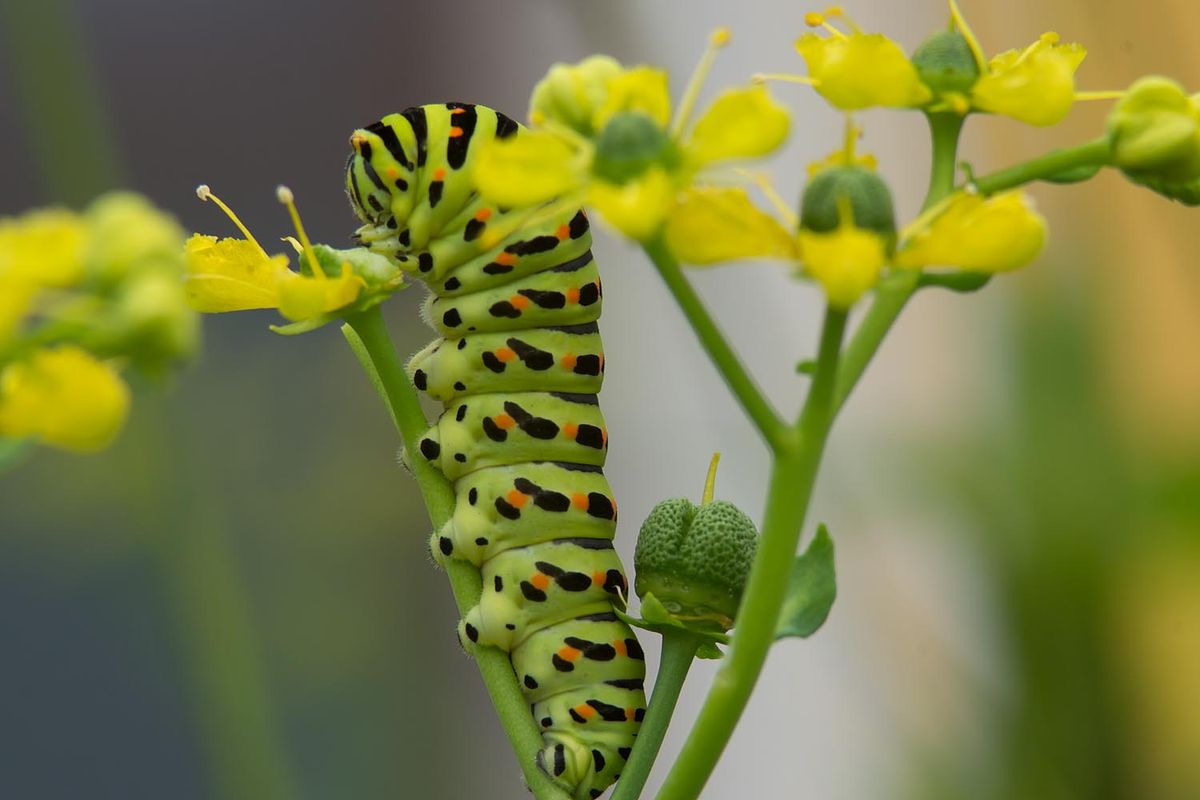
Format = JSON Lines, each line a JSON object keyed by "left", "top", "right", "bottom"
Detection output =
{"left": 345, "top": 103, "right": 646, "bottom": 799}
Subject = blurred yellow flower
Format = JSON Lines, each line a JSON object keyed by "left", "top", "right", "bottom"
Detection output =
{"left": 895, "top": 191, "right": 1046, "bottom": 272}
{"left": 971, "top": 32, "right": 1086, "bottom": 126}
{"left": 474, "top": 31, "right": 790, "bottom": 242}
{"left": 0, "top": 208, "right": 86, "bottom": 287}
{"left": 0, "top": 345, "right": 130, "bottom": 452}
{"left": 797, "top": 217, "right": 888, "bottom": 310}
{"left": 794, "top": 29, "right": 932, "bottom": 111}
{"left": 665, "top": 187, "right": 799, "bottom": 265}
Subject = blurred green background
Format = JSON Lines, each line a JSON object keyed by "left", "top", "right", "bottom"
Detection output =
{"left": 1, "top": 1, "right": 1198, "bottom": 798}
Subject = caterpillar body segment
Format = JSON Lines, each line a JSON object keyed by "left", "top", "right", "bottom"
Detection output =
{"left": 347, "top": 103, "right": 644, "bottom": 800}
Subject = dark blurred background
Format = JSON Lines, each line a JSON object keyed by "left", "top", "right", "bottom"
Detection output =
{"left": 1, "top": 1, "right": 1198, "bottom": 798}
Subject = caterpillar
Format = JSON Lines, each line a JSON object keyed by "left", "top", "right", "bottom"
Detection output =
{"left": 345, "top": 103, "right": 646, "bottom": 799}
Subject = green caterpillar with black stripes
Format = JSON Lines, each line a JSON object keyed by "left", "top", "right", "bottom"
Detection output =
{"left": 345, "top": 102, "right": 646, "bottom": 799}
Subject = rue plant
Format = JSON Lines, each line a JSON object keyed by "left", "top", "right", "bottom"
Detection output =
{"left": 176, "top": 2, "right": 1200, "bottom": 798}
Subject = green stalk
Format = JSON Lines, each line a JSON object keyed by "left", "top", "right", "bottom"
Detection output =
{"left": 342, "top": 307, "right": 571, "bottom": 800}
{"left": 973, "top": 136, "right": 1112, "bottom": 196}
{"left": 655, "top": 308, "right": 847, "bottom": 800}
{"left": 832, "top": 112, "right": 964, "bottom": 416}
{"left": 609, "top": 632, "right": 703, "bottom": 800}
{"left": 643, "top": 238, "right": 789, "bottom": 452}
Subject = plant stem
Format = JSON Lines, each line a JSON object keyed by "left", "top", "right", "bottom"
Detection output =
{"left": 342, "top": 307, "right": 571, "bottom": 800}
{"left": 655, "top": 308, "right": 847, "bottom": 800}
{"left": 643, "top": 237, "right": 789, "bottom": 452}
{"left": 610, "top": 631, "right": 703, "bottom": 800}
{"left": 833, "top": 112, "right": 964, "bottom": 416}
{"left": 973, "top": 136, "right": 1112, "bottom": 196}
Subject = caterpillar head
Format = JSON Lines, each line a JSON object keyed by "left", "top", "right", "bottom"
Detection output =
{"left": 346, "top": 115, "right": 419, "bottom": 247}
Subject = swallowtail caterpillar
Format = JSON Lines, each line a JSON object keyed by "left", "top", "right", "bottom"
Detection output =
{"left": 345, "top": 103, "right": 646, "bottom": 800}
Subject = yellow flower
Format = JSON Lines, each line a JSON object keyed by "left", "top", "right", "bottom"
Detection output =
{"left": 0, "top": 345, "right": 130, "bottom": 452}
{"left": 665, "top": 187, "right": 799, "bottom": 265}
{"left": 0, "top": 208, "right": 87, "bottom": 287}
{"left": 85, "top": 192, "right": 187, "bottom": 282}
{"left": 895, "top": 190, "right": 1047, "bottom": 273}
{"left": 187, "top": 187, "right": 367, "bottom": 322}
{"left": 0, "top": 278, "right": 37, "bottom": 349}
{"left": 971, "top": 32, "right": 1086, "bottom": 126}
{"left": 794, "top": 23, "right": 932, "bottom": 110}
{"left": 474, "top": 31, "right": 790, "bottom": 242}
{"left": 798, "top": 218, "right": 889, "bottom": 310}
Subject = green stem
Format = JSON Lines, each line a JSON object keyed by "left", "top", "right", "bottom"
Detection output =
{"left": 342, "top": 307, "right": 571, "bottom": 800}
{"left": 655, "top": 308, "right": 847, "bottom": 800}
{"left": 832, "top": 112, "right": 965, "bottom": 416}
{"left": 643, "top": 237, "right": 789, "bottom": 452}
{"left": 973, "top": 136, "right": 1112, "bottom": 196}
{"left": 610, "top": 632, "right": 703, "bottom": 800}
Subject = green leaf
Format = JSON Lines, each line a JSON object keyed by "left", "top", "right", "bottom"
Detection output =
{"left": 1128, "top": 173, "right": 1200, "bottom": 206}
{"left": 917, "top": 270, "right": 993, "bottom": 293}
{"left": 639, "top": 592, "right": 675, "bottom": 625}
{"left": 695, "top": 641, "right": 724, "bottom": 659}
{"left": 774, "top": 524, "right": 837, "bottom": 640}
{"left": 796, "top": 359, "right": 816, "bottom": 375}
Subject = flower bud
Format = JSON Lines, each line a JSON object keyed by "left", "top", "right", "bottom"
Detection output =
{"left": 591, "top": 111, "right": 679, "bottom": 185}
{"left": 1108, "top": 76, "right": 1200, "bottom": 183}
{"left": 85, "top": 192, "right": 186, "bottom": 283}
{"left": 529, "top": 55, "right": 625, "bottom": 137}
{"left": 634, "top": 497, "right": 758, "bottom": 631}
{"left": 911, "top": 30, "right": 980, "bottom": 95}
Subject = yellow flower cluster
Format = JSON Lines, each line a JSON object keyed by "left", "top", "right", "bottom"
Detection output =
{"left": 0, "top": 193, "right": 196, "bottom": 453}
{"left": 473, "top": 30, "right": 791, "bottom": 242}
{"left": 787, "top": 2, "right": 1090, "bottom": 126}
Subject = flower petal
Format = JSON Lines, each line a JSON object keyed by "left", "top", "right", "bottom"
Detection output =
{"left": 895, "top": 191, "right": 1047, "bottom": 273}
{"left": 530, "top": 55, "right": 625, "bottom": 136}
{"left": 593, "top": 66, "right": 673, "bottom": 131}
{"left": 665, "top": 188, "right": 797, "bottom": 264}
{"left": 587, "top": 168, "right": 676, "bottom": 241}
{"left": 797, "top": 224, "right": 888, "bottom": 309}
{"left": 971, "top": 33, "right": 1086, "bottom": 126}
{"left": 685, "top": 86, "right": 790, "bottom": 167}
{"left": 473, "top": 132, "right": 584, "bottom": 209}
{"left": 0, "top": 345, "right": 130, "bottom": 452}
{"left": 276, "top": 265, "right": 365, "bottom": 322}
{"left": 796, "top": 32, "right": 933, "bottom": 110}
{"left": 0, "top": 208, "right": 87, "bottom": 287}
{"left": 183, "top": 234, "right": 288, "bottom": 312}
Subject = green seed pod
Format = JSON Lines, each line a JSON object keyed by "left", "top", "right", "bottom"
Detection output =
{"left": 634, "top": 496, "right": 758, "bottom": 631}
{"left": 591, "top": 111, "right": 680, "bottom": 185}
{"left": 799, "top": 166, "right": 896, "bottom": 239}
{"left": 910, "top": 30, "right": 980, "bottom": 95}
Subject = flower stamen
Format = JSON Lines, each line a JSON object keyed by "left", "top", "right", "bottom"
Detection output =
{"left": 195, "top": 184, "right": 266, "bottom": 257}
{"left": 947, "top": 0, "right": 988, "bottom": 74}
{"left": 276, "top": 185, "right": 323, "bottom": 279}
{"left": 736, "top": 169, "right": 799, "bottom": 227}
{"left": 671, "top": 27, "right": 732, "bottom": 138}
{"left": 751, "top": 72, "right": 819, "bottom": 87}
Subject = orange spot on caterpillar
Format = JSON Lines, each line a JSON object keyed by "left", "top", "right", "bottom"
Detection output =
{"left": 557, "top": 646, "right": 580, "bottom": 662}
{"left": 433, "top": 167, "right": 446, "bottom": 181}
{"left": 510, "top": 295, "right": 530, "bottom": 310}
{"left": 386, "top": 167, "right": 399, "bottom": 178}
{"left": 532, "top": 573, "right": 551, "bottom": 590}
{"left": 566, "top": 287, "right": 581, "bottom": 304}
{"left": 625, "top": 708, "right": 636, "bottom": 721}
{"left": 560, "top": 353, "right": 577, "bottom": 369}
{"left": 494, "top": 414, "right": 516, "bottom": 429}
{"left": 563, "top": 423, "right": 579, "bottom": 438}
{"left": 592, "top": 571, "right": 606, "bottom": 586}
{"left": 350, "top": 133, "right": 366, "bottom": 150}
{"left": 496, "top": 251, "right": 518, "bottom": 266}
{"left": 555, "top": 224, "right": 570, "bottom": 240}
{"left": 474, "top": 208, "right": 493, "bottom": 221}
{"left": 574, "top": 704, "right": 596, "bottom": 719}
{"left": 507, "top": 489, "right": 529, "bottom": 508}
{"left": 613, "top": 639, "right": 627, "bottom": 657}
{"left": 601, "top": 427, "right": 609, "bottom": 447}
{"left": 495, "top": 347, "right": 517, "bottom": 362}
{"left": 450, "top": 106, "right": 466, "bottom": 115}
{"left": 449, "top": 126, "right": 464, "bottom": 137}
{"left": 571, "top": 493, "right": 588, "bottom": 510}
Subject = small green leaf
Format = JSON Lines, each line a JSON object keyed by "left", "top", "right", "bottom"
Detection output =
{"left": 918, "top": 270, "right": 993, "bottom": 293}
{"left": 775, "top": 524, "right": 837, "bottom": 640}
{"left": 695, "top": 641, "right": 724, "bottom": 659}
{"left": 1128, "top": 173, "right": 1200, "bottom": 205}
{"left": 796, "top": 359, "right": 816, "bottom": 375}
{"left": 640, "top": 592, "right": 675, "bottom": 625}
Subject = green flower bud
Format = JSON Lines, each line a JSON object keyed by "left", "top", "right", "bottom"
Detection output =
{"left": 110, "top": 270, "right": 199, "bottom": 371}
{"left": 1108, "top": 76, "right": 1200, "bottom": 183}
{"left": 591, "top": 111, "right": 680, "bottom": 185}
{"left": 85, "top": 192, "right": 186, "bottom": 283}
{"left": 911, "top": 30, "right": 980, "bottom": 95}
{"left": 634, "top": 497, "right": 758, "bottom": 631}
{"left": 529, "top": 55, "right": 624, "bottom": 138}
{"left": 800, "top": 165, "right": 896, "bottom": 240}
